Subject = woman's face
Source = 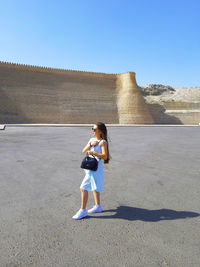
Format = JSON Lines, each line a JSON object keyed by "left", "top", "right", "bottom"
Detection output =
{"left": 92, "top": 124, "right": 101, "bottom": 138}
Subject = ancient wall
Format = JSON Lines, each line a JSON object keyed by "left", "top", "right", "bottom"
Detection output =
{"left": 116, "top": 72, "right": 153, "bottom": 124}
{"left": 0, "top": 61, "right": 154, "bottom": 124}
{"left": 163, "top": 102, "right": 200, "bottom": 125}
{"left": 0, "top": 62, "right": 118, "bottom": 123}
{"left": 0, "top": 61, "right": 198, "bottom": 124}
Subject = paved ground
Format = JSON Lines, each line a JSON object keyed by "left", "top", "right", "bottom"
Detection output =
{"left": 0, "top": 126, "right": 200, "bottom": 267}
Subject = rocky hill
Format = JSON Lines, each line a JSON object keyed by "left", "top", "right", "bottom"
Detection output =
{"left": 139, "top": 84, "right": 200, "bottom": 103}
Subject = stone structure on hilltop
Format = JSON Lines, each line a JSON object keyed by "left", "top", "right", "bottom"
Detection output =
{"left": 0, "top": 61, "right": 199, "bottom": 124}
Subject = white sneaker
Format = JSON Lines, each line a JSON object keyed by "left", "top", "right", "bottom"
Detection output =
{"left": 88, "top": 205, "right": 103, "bottom": 214}
{"left": 72, "top": 209, "right": 88, "bottom": 220}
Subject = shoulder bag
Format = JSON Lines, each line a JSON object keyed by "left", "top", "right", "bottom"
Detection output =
{"left": 80, "top": 140, "right": 100, "bottom": 171}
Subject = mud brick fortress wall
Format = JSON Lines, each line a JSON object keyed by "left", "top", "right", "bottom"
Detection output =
{"left": 0, "top": 61, "right": 153, "bottom": 124}
{"left": 0, "top": 61, "right": 199, "bottom": 124}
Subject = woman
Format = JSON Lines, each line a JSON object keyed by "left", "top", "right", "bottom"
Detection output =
{"left": 72, "top": 122, "right": 110, "bottom": 220}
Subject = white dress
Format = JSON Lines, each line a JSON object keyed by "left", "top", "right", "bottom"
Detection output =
{"left": 80, "top": 137, "right": 107, "bottom": 192}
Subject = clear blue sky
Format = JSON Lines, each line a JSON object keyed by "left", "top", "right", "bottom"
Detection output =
{"left": 0, "top": 0, "right": 199, "bottom": 87}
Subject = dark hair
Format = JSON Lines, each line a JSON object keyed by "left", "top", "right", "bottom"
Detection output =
{"left": 96, "top": 122, "right": 111, "bottom": 164}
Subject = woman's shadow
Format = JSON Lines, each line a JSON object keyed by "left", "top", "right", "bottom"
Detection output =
{"left": 90, "top": 206, "right": 200, "bottom": 221}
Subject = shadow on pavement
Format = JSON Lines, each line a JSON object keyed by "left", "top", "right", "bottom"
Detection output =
{"left": 90, "top": 206, "right": 200, "bottom": 221}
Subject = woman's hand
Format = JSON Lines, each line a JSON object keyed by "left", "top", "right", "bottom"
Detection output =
{"left": 87, "top": 150, "right": 96, "bottom": 156}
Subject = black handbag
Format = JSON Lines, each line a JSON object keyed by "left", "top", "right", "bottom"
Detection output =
{"left": 81, "top": 154, "right": 99, "bottom": 171}
{"left": 81, "top": 140, "right": 100, "bottom": 171}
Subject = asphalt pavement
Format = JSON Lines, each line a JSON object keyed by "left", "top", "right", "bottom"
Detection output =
{"left": 0, "top": 126, "right": 199, "bottom": 267}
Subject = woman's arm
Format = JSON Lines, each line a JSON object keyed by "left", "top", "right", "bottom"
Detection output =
{"left": 82, "top": 142, "right": 91, "bottom": 154}
{"left": 87, "top": 142, "right": 108, "bottom": 160}
{"left": 82, "top": 139, "right": 99, "bottom": 154}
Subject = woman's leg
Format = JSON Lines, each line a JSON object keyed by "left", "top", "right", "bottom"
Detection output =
{"left": 80, "top": 189, "right": 88, "bottom": 209}
{"left": 92, "top": 191, "right": 100, "bottom": 205}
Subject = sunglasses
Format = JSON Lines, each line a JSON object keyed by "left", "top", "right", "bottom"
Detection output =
{"left": 92, "top": 127, "right": 97, "bottom": 132}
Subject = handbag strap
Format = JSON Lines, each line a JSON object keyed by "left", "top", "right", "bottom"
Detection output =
{"left": 87, "top": 154, "right": 100, "bottom": 162}
{"left": 88, "top": 140, "right": 101, "bottom": 161}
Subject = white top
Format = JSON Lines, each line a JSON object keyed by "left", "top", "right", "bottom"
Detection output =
{"left": 88, "top": 137, "right": 107, "bottom": 146}
{"left": 87, "top": 137, "right": 107, "bottom": 161}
